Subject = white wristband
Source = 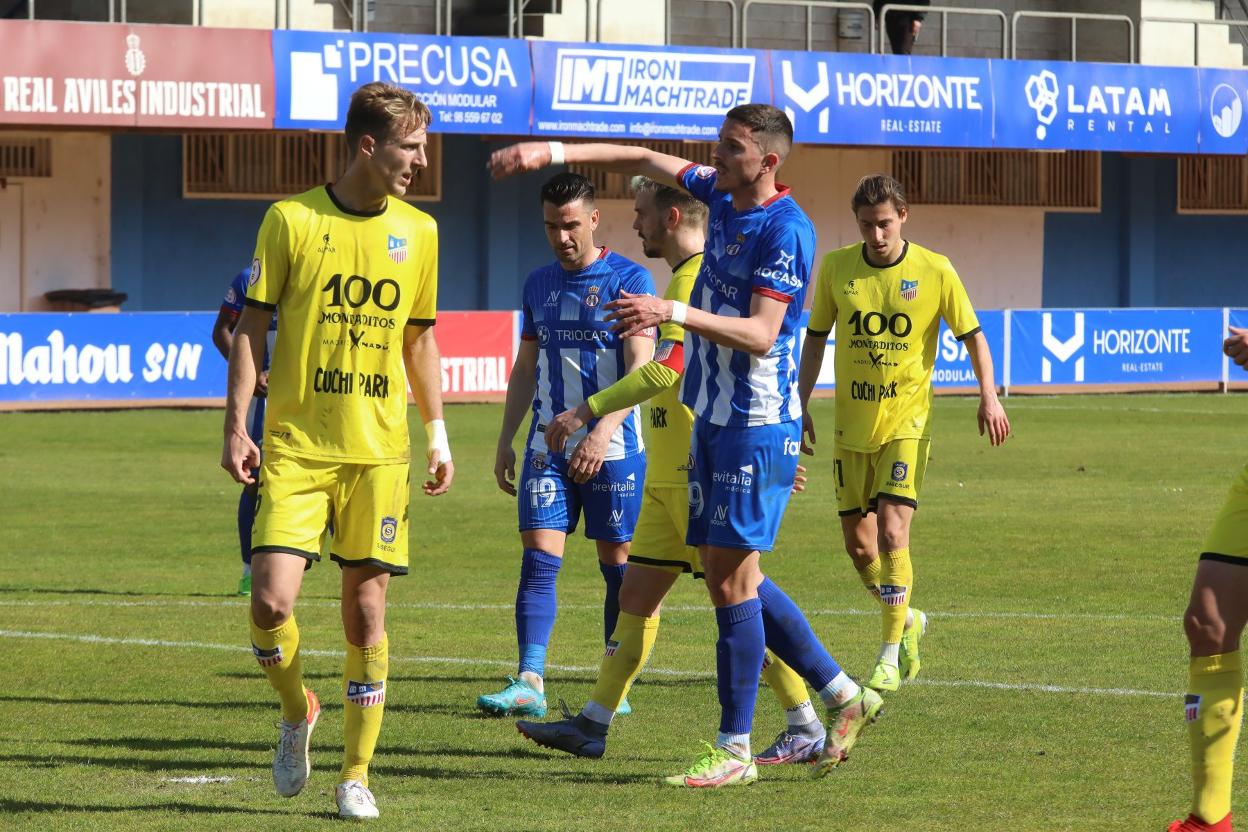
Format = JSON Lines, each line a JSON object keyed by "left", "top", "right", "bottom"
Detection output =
{"left": 548, "top": 141, "right": 566, "bottom": 166}
{"left": 670, "top": 301, "right": 688, "bottom": 325}
{"left": 424, "top": 418, "right": 452, "bottom": 463}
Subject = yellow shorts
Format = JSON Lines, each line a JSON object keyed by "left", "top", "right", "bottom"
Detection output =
{"left": 834, "top": 437, "right": 930, "bottom": 517}
{"left": 252, "top": 451, "right": 411, "bottom": 574}
{"left": 1202, "top": 462, "right": 1248, "bottom": 563}
{"left": 626, "top": 484, "right": 702, "bottom": 579}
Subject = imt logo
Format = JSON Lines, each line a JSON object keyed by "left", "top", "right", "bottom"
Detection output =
{"left": 1041, "top": 312, "right": 1084, "bottom": 382}
{"left": 551, "top": 48, "right": 754, "bottom": 114}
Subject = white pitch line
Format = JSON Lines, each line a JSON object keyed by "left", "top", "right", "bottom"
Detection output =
{"left": 0, "top": 597, "right": 1180, "bottom": 624}
{"left": 163, "top": 776, "right": 237, "bottom": 784}
{"left": 0, "top": 628, "right": 1178, "bottom": 699}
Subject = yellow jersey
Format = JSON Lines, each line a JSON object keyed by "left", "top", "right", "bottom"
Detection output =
{"left": 645, "top": 254, "right": 700, "bottom": 486}
{"left": 808, "top": 241, "right": 979, "bottom": 452}
{"left": 245, "top": 184, "right": 437, "bottom": 464}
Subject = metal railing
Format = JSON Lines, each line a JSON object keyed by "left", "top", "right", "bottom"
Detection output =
{"left": 1141, "top": 15, "right": 1248, "bottom": 66}
{"left": 877, "top": 4, "right": 1006, "bottom": 58}
{"left": 664, "top": 0, "right": 738, "bottom": 46}
{"left": 1012, "top": 11, "right": 1134, "bottom": 63}
{"left": 741, "top": 0, "right": 874, "bottom": 52}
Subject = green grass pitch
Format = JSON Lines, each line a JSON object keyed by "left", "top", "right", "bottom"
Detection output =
{"left": 0, "top": 394, "right": 1244, "bottom": 830}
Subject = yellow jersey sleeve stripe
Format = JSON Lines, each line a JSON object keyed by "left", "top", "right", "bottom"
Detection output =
{"left": 955, "top": 325, "right": 982, "bottom": 341}
{"left": 244, "top": 297, "right": 277, "bottom": 312}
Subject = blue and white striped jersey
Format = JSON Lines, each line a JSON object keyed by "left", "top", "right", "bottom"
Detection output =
{"left": 222, "top": 268, "right": 277, "bottom": 373}
{"left": 520, "top": 248, "right": 655, "bottom": 460}
{"left": 676, "top": 163, "right": 816, "bottom": 427}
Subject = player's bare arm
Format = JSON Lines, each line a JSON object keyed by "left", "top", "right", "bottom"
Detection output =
{"left": 488, "top": 142, "right": 689, "bottom": 188}
{"left": 221, "top": 305, "right": 271, "bottom": 484}
{"left": 566, "top": 333, "right": 654, "bottom": 484}
{"left": 607, "top": 289, "right": 787, "bottom": 358}
{"left": 495, "top": 339, "right": 539, "bottom": 496}
{"left": 403, "top": 323, "right": 454, "bottom": 496}
{"left": 797, "top": 331, "right": 829, "bottom": 455}
{"left": 211, "top": 307, "right": 237, "bottom": 361}
{"left": 965, "top": 330, "right": 1010, "bottom": 446}
{"left": 1226, "top": 326, "right": 1248, "bottom": 368}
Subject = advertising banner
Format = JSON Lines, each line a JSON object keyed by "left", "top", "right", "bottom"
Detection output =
{"left": 774, "top": 51, "right": 992, "bottom": 147}
{"left": 436, "top": 311, "right": 515, "bottom": 398}
{"left": 0, "top": 19, "right": 273, "bottom": 129}
{"left": 992, "top": 59, "right": 1200, "bottom": 153}
{"left": 529, "top": 40, "right": 771, "bottom": 140}
{"left": 1009, "top": 308, "right": 1224, "bottom": 386}
{"left": 0, "top": 311, "right": 517, "bottom": 404}
{"left": 1197, "top": 69, "right": 1248, "bottom": 156}
{"left": 272, "top": 31, "right": 531, "bottom": 134}
{"left": 0, "top": 313, "right": 226, "bottom": 403}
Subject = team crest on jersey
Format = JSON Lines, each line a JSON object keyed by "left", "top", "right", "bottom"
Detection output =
{"left": 248, "top": 258, "right": 261, "bottom": 287}
{"left": 879, "top": 584, "right": 908, "bottom": 607}
{"left": 387, "top": 235, "right": 408, "bottom": 264}
{"left": 604, "top": 640, "right": 619, "bottom": 657}
{"left": 1185, "top": 694, "right": 1202, "bottom": 722}
{"left": 891, "top": 461, "right": 909, "bottom": 482}
{"left": 900, "top": 279, "right": 919, "bottom": 301}
{"left": 585, "top": 285, "right": 600, "bottom": 307}
{"left": 252, "top": 643, "right": 283, "bottom": 667}
{"left": 694, "top": 165, "right": 716, "bottom": 179}
{"left": 225, "top": 286, "right": 238, "bottom": 304}
{"left": 531, "top": 452, "right": 547, "bottom": 470}
{"left": 379, "top": 516, "right": 398, "bottom": 544}
{"left": 347, "top": 680, "right": 386, "bottom": 707}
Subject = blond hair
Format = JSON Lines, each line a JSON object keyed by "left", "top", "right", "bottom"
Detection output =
{"left": 344, "top": 82, "right": 431, "bottom": 149}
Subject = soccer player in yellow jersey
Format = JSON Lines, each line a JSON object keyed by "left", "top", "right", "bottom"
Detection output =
{"left": 796, "top": 173, "right": 1009, "bottom": 694}
{"left": 220, "top": 82, "right": 453, "bottom": 820}
{"left": 1169, "top": 326, "right": 1248, "bottom": 832}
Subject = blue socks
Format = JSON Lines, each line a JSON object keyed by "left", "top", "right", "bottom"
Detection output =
{"left": 715, "top": 598, "right": 765, "bottom": 736}
{"left": 599, "top": 562, "right": 627, "bottom": 646}
{"left": 758, "top": 576, "right": 842, "bottom": 690}
{"left": 516, "top": 548, "right": 562, "bottom": 676}
{"left": 237, "top": 486, "right": 256, "bottom": 566}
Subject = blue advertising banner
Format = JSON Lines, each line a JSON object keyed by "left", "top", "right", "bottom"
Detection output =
{"left": 0, "top": 313, "right": 226, "bottom": 402}
{"left": 529, "top": 40, "right": 771, "bottom": 140}
{"left": 1010, "top": 308, "right": 1224, "bottom": 386}
{"left": 774, "top": 52, "right": 992, "bottom": 147}
{"left": 992, "top": 59, "right": 1200, "bottom": 153}
{"left": 272, "top": 31, "right": 531, "bottom": 133}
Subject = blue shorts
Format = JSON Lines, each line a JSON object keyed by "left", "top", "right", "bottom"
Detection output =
{"left": 686, "top": 419, "right": 801, "bottom": 552}
{"left": 518, "top": 450, "right": 645, "bottom": 542}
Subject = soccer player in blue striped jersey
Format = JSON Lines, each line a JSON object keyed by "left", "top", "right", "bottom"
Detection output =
{"left": 482, "top": 172, "right": 654, "bottom": 717}
{"left": 212, "top": 267, "right": 278, "bottom": 596}
{"left": 490, "top": 105, "right": 880, "bottom": 787}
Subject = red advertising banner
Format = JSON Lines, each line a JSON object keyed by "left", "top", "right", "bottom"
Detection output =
{"left": 0, "top": 20, "right": 273, "bottom": 128}
{"left": 435, "top": 311, "right": 515, "bottom": 400}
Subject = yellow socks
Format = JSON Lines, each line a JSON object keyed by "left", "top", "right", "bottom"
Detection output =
{"left": 588, "top": 612, "right": 659, "bottom": 713}
{"left": 761, "top": 650, "right": 810, "bottom": 709}
{"left": 856, "top": 556, "right": 882, "bottom": 601}
{"left": 341, "top": 634, "right": 389, "bottom": 785}
{"left": 250, "top": 614, "right": 308, "bottom": 724}
{"left": 1188, "top": 651, "right": 1242, "bottom": 824}
{"left": 879, "top": 548, "right": 913, "bottom": 645}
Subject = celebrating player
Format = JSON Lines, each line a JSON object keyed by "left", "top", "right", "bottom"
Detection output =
{"left": 221, "top": 82, "right": 453, "bottom": 820}
{"left": 481, "top": 172, "right": 654, "bottom": 718}
{"left": 1168, "top": 326, "right": 1248, "bottom": 832}
{"left": 790, "top": 173, "right": 1009, "bottom": 697}
{"left": 212, "top": 266, "right": 277, "bottom": 596}
{"left": 490, "top": 105, "right": 880, "bottom": 787}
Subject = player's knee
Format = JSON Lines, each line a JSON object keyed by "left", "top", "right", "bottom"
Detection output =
{"left": 878, "top": 526, "right": 909, "bottom": 553}
{"left": 250, "top": 592, "right": 293, "bottom": 629}
{"left": 1184, "top": 601, "right": 1227, "bottom": 654}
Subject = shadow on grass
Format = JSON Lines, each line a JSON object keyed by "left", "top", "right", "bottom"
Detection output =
{"left": 0, "top": 586, "right": 342, "bottom": 602}
{"left": 216, "top": 670, "right": 711, "bottom": 689}
{"left": 0, "top": 753, "right": 268, "bottom": 773}
{"left": 0, "top": 799, "right": 308, "bottom": 817}
{"left": 62, "top": 736, "right": 273, "bottom": 754}
{"left": 369, "top": 763, "right": 654, "bottom": 785}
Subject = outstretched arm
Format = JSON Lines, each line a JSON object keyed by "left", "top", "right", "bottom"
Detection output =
{"left": 489, "top": 142, "right": 692, "bottom": 187}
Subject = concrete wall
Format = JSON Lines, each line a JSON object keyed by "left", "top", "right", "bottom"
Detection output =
{"left": 0, "top": 131, "right": 111, "bottom": 312}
